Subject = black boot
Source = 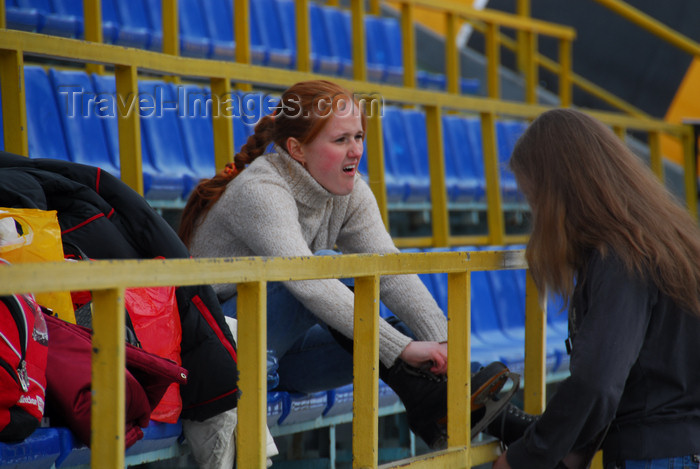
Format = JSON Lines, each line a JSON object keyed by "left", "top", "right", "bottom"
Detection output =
{"left": 485, "top": 403, "right": 538, "bottom": 446}
{"left": 379, "top": 359, "right": 514, "bottom": 449}
{"left": 328, "top": 325, "right": 517, "bottom": 449}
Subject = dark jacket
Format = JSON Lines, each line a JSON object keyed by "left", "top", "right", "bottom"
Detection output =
{"left": 0, "top": 152, "right": 238, "bottom": 421}
{"left": 507, "top": 249, "right": 700, "bottom": 468}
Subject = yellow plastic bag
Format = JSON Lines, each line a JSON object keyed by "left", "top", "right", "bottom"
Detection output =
{"left": 0, "top": 207, "right": 76, "bottom": 323}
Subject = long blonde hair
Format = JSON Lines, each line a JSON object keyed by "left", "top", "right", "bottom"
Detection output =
{"left": 509, "top": 108, "right": 700, "bottom": 314}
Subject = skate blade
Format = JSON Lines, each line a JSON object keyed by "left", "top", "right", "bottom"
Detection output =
{"left": 470, "top": 372, "right": 520, "bottom": 440}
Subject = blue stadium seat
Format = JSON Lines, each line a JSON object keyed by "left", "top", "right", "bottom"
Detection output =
{"left": 140, "top": 0, "right": 167, "bottom": 52}
{"left": 199, "top": 0, "right": 236, "bottom": 61}
{"left": 496, "top": 120, "right": 527, "bottom": 203}
{"left": 279, "top": 391, "right": 328, "bottom": 426}
{"left": 6, "top": 0, "right": 43, "bottom": 32}
{"left": 442, "top": 115, "right": 480, "bottom": 203}
{"left": 177, "top": 0, "right": 213, "bottom": 58}
{"left": 371, "top": 16, "right": 404, "bottom": 85}
{"left": 48, "top": 69, "right": 121, "bottom": 176}
{"left": 90, "top": 73, "right": 185, "bottom": 200}
{"left": 251, "top": 0, "right": 293, "bottom": 69}
{"left": 363, "top": 15, "right": 390, "bottom": 83}
{"left": 417, "top": 70, "right": 481, "bottom": 95}
{"left": 112, "top": 0, "right": 159, "bottom": 50}
{"left": 276, "top": 0, "right": 341, "bottom": 75}
{"left": 308, "top": 2, "right": 341, "bottom": 75}
{"left": 138, "top": 80, "right": 202, "bottom": 198}
{"left": 176, "top": 84, "right": 217, "bottom": 183}
{"left": 381, "top": 106, "right": 412, "bottom": 204}
{"left": 319, "top": 5, "right": 353, "bottom": 78}
{"left": 17, "top": 0, "right": 81, "bottom": 37}
{"left": 462, "top": 117, "right": 487, "bottom": 203}
{"left": 445, "top": 115, "right": 486, "bottom": 203}
{"left": 24, "top": 66, "right": 71, "bottom": 161}
{"left": 51, "top": 421, "right": 182, "bottom": 467}
{"left": 486, "top": 267, "right": 563, "bottom": 373}
{"left": 399, "top": 108, "right": 432, "bottom": 204}
{"left": 0, "top": 427, "right": 61, "bottom": 469}
{"left": 244, "top": 0, "right": 269, "bottom": 65}
{"left": 48, "top": 0, "right": 84, "bottom": 37}
{"left": 267, "top": 391, "right": 285, "bottom": 427}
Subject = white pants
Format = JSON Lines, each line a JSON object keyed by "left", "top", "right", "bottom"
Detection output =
{"left": 182, "top": 317, "right": 279, "bottom": 468}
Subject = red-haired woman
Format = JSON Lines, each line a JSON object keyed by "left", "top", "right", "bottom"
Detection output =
{"left": 178, "top": 80, "right": 516, "bottom": 454}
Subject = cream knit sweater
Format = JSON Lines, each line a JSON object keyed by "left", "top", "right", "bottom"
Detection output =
{"left": 190, "top": 149, "right": 448, "bottom": 367}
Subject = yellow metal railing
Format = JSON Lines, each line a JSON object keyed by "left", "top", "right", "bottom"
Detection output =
{"left": 0, "top": 1, "right": 694, "bottom": 246}
{"left": 0, "top": 250, "right": 545, "bottom": 469}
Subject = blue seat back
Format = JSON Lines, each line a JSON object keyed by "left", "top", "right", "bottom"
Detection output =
{"left": 382, "top": 17, "right": 403, "bottom": 69}
{"left": 200, "top": 0, "right": 233, "bottom": 43}
{"left": 24, "top": 66, "right": 70, "bottom": 161}
{"left": 400, "top": 109, "right": 431, "bottom": 203}
{"left": 177, "top": 0, "right": 212, "bottom": 57}
{"left": 462, "top": 117, "right": 487, "bottom": 201}
{"left": 177, "top": 84, "right": 216, "bottom": 179}
{"left": 48, "top": 69, "right": 119, "bottom": 174}
{"left": 381, "top": 106, "right": 411, "bottom": 203}
{"left": 138, "top": 80, "right": 196, "bottom": 190}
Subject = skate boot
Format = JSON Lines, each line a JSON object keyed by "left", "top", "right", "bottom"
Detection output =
{"left": 379, "top": 360, "right": 520, "bottom": 449}
{"left": 486, "top": 402, "right": 538, "bottom": 446}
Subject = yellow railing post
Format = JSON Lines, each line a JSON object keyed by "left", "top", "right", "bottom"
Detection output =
{"left": 446, "top": 271, "right": 471, "bottom": 461}
{"left": 523, "top": 31, "right": 538, "bottom": 104}
{"left": 0, "top": 48, "right": 28, "bottom": 156}
{"left": 515, "top": 0, "right": 531, "bottom": 73}
{"left": 295, "top": 0, "right": 311, "bottom": 73}
{"left": 115, "top": 64, "right": 144, "bottom": 195}
{"left": 234, "top": 0, "right": 252, "bottom": 92}
{"left": 83, "top": 0, "right": 105, "bottom": 75}
{"left": 236, "top": 281, "right": 269, "bottom": 469}
{"left": 366, "top": 100, "right": 389, "bottom": 228}
{"left": 445, "top": 11, "right": 460, "bottom": 95}
{"left": 210, "top": 77, "right": 235, "bottom": 172}
{"left": 351, "top": 0, "right": 367, "bottom": 82}
{"left": 0, "top": 0, "right": 5, "bottom": 29}
{"left": 401, "top": 2, "right": 417, "bottom": 89}
{"left": 523, "top": 271, "right": 547, "bottom": 414}
{"left": 558, "top": 38, "right": 572, "bottom": 107}
{"left": 485, "top": 22, "right": 501, "bottom": 99}
{"left": 481, "top": 112, "right": 505, "bottom": 245}
{"left": 91, "top": 287, "right": 126, "bottom": 469}
{"left": 353, "top": 275, "right": 380, "bottom": 469}
{"left": 426, "top": 105, "right": 450, "bottom": 247}
{"left": 647, "top": 130, "right": 663, "bottom": 182}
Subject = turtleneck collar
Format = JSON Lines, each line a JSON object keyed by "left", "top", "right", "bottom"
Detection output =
{"left": 268, "top": 145, "right": 335, "bottom": 209}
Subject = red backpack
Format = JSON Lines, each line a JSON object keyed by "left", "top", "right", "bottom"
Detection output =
{"left": 0, "top": 292, "right": 48, "bottom": 442}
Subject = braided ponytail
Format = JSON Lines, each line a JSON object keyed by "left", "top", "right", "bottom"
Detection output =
{"left": 178, "top": 115, "right": 276, "bottom": 248}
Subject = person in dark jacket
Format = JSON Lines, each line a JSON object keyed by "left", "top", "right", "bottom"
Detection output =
{"left": 494, "top": 109, "right": 700, "bottom": 469}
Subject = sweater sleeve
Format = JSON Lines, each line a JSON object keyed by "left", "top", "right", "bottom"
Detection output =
{"left": 227, "top": 176, "right": 414, "bottom": 367}
{"left": 335, "top": 180, "right": 448, "bottom": 344}
{"left": 506, "top": 253, "right": 654, "bottom": 469}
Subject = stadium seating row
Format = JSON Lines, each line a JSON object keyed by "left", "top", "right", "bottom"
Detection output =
{"left": 12, "top": 66, "right": 524, "bottom": 205}
{"left": 0, "top": 244, "right": 567, "bottom": 467}
{"left": 5, "top": 0, "right": 481, "bottom": 93}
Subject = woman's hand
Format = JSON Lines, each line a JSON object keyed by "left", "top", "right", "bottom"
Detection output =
{"left": 493, "top": 451, "right": 512, "bottom": 469}
{"left": 399, "top": 341, "right": 448, "bottom": 375}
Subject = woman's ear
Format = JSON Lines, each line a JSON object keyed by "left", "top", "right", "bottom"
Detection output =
{"left": 286, "top": 137, "right": 305, "bottom": 165}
